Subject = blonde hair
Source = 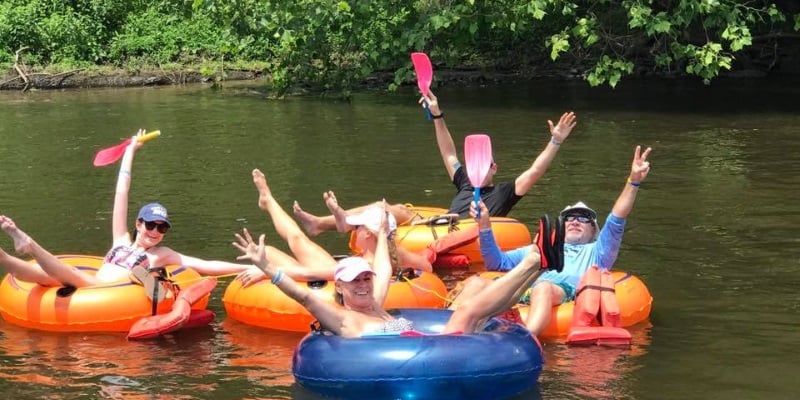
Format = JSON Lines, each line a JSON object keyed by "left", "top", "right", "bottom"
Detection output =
{"left": 387, "top": 233, "right": 401, "bottom": 276}
{"left": 335, "top": 232, "right": 401, "bottom": 306}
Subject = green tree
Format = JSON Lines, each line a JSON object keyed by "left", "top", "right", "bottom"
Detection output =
{"left": 2, "top": 0, "right": 798, "bottom": 91}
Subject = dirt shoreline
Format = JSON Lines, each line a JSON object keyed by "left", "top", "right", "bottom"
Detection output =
{"left": 0, "top": 64, "right": 792, "bottom": 92}
{"left": 0, "top": 68, "right": 264, "bottom": 91}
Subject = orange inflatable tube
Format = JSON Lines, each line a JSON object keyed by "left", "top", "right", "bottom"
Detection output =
{"left": 352, "top": 206, "right": 532, "bottom": 267}
{"left": 482, "top": 270, "right": 652, "bottom": 339}
{"left": 0, "top": 255, "right": 211, "bottom": 332}
{"left": 223, "top": 271, "right": 448, "bottom": 332}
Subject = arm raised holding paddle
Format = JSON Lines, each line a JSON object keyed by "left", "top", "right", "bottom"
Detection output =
{"left": 0, "top": 128, "right": 258, "bottom": 290}
{"left": 418, "top": 91, "right": 459, "bottom": 181}
{"left": 292, "top": 91, "right": 577, "bottom": 236}
{"left": 418, "top": 90, "right": 578, "bottom": 219}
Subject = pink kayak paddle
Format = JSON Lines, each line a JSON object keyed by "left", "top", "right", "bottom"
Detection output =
{"left": 93, "top": 130, "right": 161, "bottom": 167}
{"left": 411, "top": 52, "right": 433, "bottom": 119}
{"left": 464, "top": 134, "right": 493, "bottom": 218}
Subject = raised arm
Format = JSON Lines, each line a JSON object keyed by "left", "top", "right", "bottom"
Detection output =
{"left": 112, "top": 129, "right": 146, "bottom": 243}
{"left": 371, "top": 206, "right": 394, "bottom": 306}
{"left": 473, "top": 200, "right": 528, "bottom": 271}
{"left": 148, "top": 246, "right": 253, "bottom": 276}
{"left": 611, "top": 145, "right": 652, "bottom": 219}
{"left": 420, "top": 91, "right": 459, "bottom": 181}
{"left": 233, "top": 229, "right": 347, "bottom": 331}
{"left": 175, "top": 254, "right": 253, "bottom": 276}
{"left": 514, "top": 112, "right": 576, "bottom": 196}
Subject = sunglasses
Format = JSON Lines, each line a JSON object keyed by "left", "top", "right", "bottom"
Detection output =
{"left": 143, "top": 220, "right": 170, "bottom": 233}
{"left": 564, "top": 215, "right": 592, "bottom": 223}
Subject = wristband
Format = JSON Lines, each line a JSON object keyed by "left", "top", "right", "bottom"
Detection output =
{"left": 271, "top": 269, "right": 284, "bottom": 285}
{"left": 430, "top": 112, "right": 444, "bottom": 119}
{"left": 550, "top": 137, "right": 562, "bottom": 146}
{"left": 627, "top": 178, "right": 640, "bottom": 187}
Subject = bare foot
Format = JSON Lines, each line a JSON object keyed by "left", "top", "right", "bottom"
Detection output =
{"left": 292, "top": 201, "right": 323, "bottom": 237}
{"left": 324, "top": 191, "right": 351, "bottom": 233}
{"left": 0, "top": 215, "right": 34, "bottom": 254}
{"left": 252, "top": 169, "right": 274, "bottom": 211}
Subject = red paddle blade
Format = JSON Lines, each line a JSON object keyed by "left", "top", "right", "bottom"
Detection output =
{"left": 92, "top": 130, "right": 161, "bottom": 167}
{"left": 411, "top": 52, "right": 433, "bottom": 95}
{"left": 93, "top": 138, "right": 132, "bottom": 167}
{"left": 464, "top": 134, "right": 493, "bottom": 188}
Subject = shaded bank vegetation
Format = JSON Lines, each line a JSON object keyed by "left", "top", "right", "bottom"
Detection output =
{"left": 1, "top": 0, "right": 798, "bottom": 94}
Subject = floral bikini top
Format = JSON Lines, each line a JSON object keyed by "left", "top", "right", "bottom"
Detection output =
{"left": 381, "top": 317, "right": 414, "bottom": 333}
{"left": 103, "top": 244, "right": 150, "bottom": 271}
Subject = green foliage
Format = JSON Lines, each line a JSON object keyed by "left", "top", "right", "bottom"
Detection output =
{"left": 586, "top": 55, "right": 634, "bottom": 88}
{"left": 109, "top": 7, "right": 230, "bottom": 64}
{"left": 0, "top": 0, "right": 797, "bottom": 91}
{"left": 548, "top": 31, "right": 570, "bottom": 61}
{"left": 542, "top": 0, "right": 795, "bottom": 86}
{"left": 681, "top": 42, "right": 733, "bottom": 84}
{"left": 0, "top": 48, "right": 11, "bottom": 67}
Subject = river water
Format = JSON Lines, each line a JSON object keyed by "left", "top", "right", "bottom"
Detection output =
{"left": 0, "top": 77, "right": 798, "bottom": 399}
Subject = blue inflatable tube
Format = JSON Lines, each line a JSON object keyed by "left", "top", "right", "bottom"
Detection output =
{"left": 292, "top": 308, "right": 543, "bottom": 400}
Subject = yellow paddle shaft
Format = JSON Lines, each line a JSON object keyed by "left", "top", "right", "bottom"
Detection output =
{"left": 136, "top": 130, "right": 161, "bottom": 143}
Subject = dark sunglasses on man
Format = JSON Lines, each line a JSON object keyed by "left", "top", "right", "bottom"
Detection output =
{"left": 563, "top": 214, "right": 592, "bottom": 223}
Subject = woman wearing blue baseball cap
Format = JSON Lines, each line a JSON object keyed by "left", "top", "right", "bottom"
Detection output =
{"left": 0, "top": 129, "right": 258, "bottom": 291}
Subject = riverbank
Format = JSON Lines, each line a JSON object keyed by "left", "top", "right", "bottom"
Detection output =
{"left": 0, "top": 66, "right": 264, "bottom": 91}
{"left": 1, "top": 62, "right": 795, "bottom": 94}
{"left": 0, "top": 59, "right": 580, "bottom": 91}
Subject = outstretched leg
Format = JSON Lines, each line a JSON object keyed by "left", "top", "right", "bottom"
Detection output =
{"left": 444, "top": 215, "right": 564, "bottom": 334}
{"left": 253, "top": 169, "right": 336, "bottom": 267}
{"left": 292, "top": 201, "right": 335, "bottom": 237}
{"left": 322, "top": 191, "right": 354, "bottom": 233}
{"left": 444, "top": 248, "right": 545, "bottom": 333}
{"left": 0, "top": 245, "right": 61, "bottom": 286}
{"left": 292, "top": 191, "right": 348, "bottom": 236}
{"left": 0, "top": 215, "right": 97, "bottom": 287}
{"left": 294, "top": 195, "right": 419, "bottom": 236}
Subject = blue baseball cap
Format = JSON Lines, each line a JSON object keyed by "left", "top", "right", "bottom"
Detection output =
{"left": 137, "top": 202, "right": 171, "bottom": 227}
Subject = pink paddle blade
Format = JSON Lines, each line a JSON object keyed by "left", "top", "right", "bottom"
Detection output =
{"left": 464, "top": 134, "right": 493, "bottom": 188}
{"left": 93, "top": 138, "right": 132, "bottom": 167}
{"left": 411, "top": 52, "right": 433, "bottom": 95}
{"left": 92, "top": 130, "right": 161, "bottom": 167}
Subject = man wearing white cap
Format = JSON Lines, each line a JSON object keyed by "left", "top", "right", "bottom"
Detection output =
{"left": 472, "top": 145, "right": 652, "bottom": 336}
